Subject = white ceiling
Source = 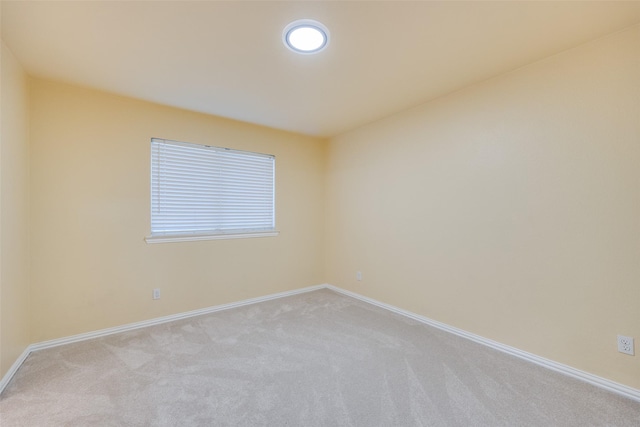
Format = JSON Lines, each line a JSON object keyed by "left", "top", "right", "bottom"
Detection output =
{"left": 2, "top": 1, "right": 640, "bottom": 137}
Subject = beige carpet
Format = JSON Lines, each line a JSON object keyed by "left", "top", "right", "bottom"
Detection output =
{"left": 1, "top": 288, "right": 639, "bottom": 426}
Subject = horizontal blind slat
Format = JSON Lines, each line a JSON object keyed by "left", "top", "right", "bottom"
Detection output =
{"left": 151, "top": 139, "right": 275, "bottom": 236}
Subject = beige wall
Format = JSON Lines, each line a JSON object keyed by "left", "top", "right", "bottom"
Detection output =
{"left": 326, "top": 26, "right": 640, "bottom": 389}
{"left": 0, "top": 41, "right": 31, "bottom": 377}
{"left": 29, "top": 79, "right": 326, "bottom": 342}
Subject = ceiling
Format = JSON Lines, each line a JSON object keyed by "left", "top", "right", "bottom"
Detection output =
{"left": 2, "top": 1, "right": 640, "bottom": 137}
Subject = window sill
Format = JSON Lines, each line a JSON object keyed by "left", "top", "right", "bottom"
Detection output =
{"left": 145, "top": 230, "right": 279, "bottom": 244}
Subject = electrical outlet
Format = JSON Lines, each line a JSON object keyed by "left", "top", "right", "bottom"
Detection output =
{"left": 617, "top": 335, "right": 634, "bottom": 355}
{"left": 153, "top": 288, "right": 161, "bottom": 300}
{"left": 356, "top": 271, "right": 362, "bottom": 281}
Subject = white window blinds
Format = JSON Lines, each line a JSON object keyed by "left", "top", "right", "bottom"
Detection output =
{"left": 150, "top": 138, "right": 275, "bottom": 238}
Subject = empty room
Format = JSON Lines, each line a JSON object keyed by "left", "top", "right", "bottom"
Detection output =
{"left": 1, "top": 1, "right": 639, "bottom": 425}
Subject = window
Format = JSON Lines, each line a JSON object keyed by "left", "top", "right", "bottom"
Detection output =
{"left": 146, "top": 138, "right": 277, "bottom": 243}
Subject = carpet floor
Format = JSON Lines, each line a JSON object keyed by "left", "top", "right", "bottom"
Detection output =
{"left": 1, "top": 288, "right": 639, "bottom": 426}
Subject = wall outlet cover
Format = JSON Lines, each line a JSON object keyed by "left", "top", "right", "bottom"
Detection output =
{"left": 617, "top": 335, "right": 634, "bottom": 356}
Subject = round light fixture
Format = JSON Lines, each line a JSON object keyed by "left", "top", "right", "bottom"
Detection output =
{"left": 283, "top": 19, "right": 329, "bottom": 54}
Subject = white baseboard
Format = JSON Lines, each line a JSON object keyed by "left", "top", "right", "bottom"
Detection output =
{"left": 0, "top": 346, "right": 31, "bottom": 395}
{"left": 325, "top": 284, "right": 640, "bottom": 403}
{"left": 2, "top": 283, "right": 639, "bottom": 403}
{"left": 29, "top": 284, "right": 325, "bottom": 352}
{"left": 0, "top": 284, "right": 325, "bottom": 395}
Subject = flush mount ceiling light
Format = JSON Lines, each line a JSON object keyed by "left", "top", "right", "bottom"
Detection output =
{"left": 283, "top": 19, "right": 329, "bottom": 54}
